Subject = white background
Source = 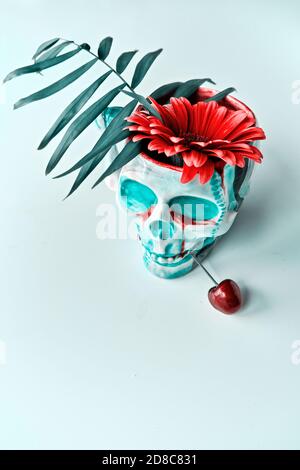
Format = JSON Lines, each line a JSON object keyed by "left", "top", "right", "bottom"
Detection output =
{"left": 1, "top": 0, "right": 300, "bottom": 450}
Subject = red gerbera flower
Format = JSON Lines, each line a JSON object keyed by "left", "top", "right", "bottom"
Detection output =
{"left": 126, "top": 96, "right": 266, "bottom": 184}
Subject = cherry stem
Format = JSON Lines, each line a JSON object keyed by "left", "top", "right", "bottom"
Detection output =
{"left": 191, "top": 253, "right": 218, "bottom": 286}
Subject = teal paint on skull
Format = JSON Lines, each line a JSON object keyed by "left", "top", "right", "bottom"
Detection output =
{"left": 142, "top": 239, "right": 185, "bottom": 258}
{"left": 120, "top": 177, "right": 157, "bottom": 213}
{"left": 210, "top": 172, "right": 226, "bottom": 239}
{"left": 95, "top": 106, "right": 122, "bottom": 129}
{"left": 202, "top": 236, "right": 215, "bottom": 249}
{"left": 224, "top": 165, "right": 238, "bottom": 211}
{"left": 169, "top": 195, "right": 219, "bottom": 221}
{"left": 149, "top": 220, "right": 175, "bottom": 240}
{"left": 151, "top": 264, "right": 193, "bottom": 279}
{"left": 102, "top": 106, "right": 122, "bottom": 127}
{"left": 150, "top": 254, "right": 192, "bottom": 268}
{"left": 142, "top": 239, "right": 154, "bottom": 253}
{"left": 117, "top": 157, "right": 255, "bottom": 280}
{"left": 165, "top": 242, "right": 179, "bottom": 256}
{"left": 143, "top": 250, "right": 193, "bottom": 277}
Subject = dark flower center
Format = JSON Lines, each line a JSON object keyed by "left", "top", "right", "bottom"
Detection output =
{"left": 182, "top": 132, "right": 208, "bottom": 144}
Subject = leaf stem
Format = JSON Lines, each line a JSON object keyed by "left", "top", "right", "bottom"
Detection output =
{"left": 58, "top": 38, "right": 162, "bottom": 122}
{"left": 64, "top": 38, "right": 136, "bottom": 94}
{"left": 102, "top": 58, "right": 135, "bottom": 93}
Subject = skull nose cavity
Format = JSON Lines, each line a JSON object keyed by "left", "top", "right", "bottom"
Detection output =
{"left": 149, "top": 220, "right": 175, "bottom": 240}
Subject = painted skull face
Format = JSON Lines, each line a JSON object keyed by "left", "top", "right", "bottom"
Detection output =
{"left": 117, "top": 155, "right": 253, "bottom": 278}
{"left": 98, "top": 88, "right": 259, "bottom": 279}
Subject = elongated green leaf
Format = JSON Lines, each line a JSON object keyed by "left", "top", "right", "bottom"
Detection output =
{"left": 65, "top": 101, "right": 137, "bottom": 197}
{"left": 116, "top": 50, "right": 138, "bottom": 74}
{"left": 65, "top": 103, "right": 136, "bottom": 197}
{"left": 122, "top": 90, "right": 161, "bottom": 119}
{"left": 46, "top": 83, "right": 126, "bottom": 174}
{"left": 92, "top": 141, "right": 143, "bottom": 188}
{"left": 55, "top": 130, "right": 130, "bottom": 179}
{"left": 205, "top": 87, "right": 236, "bottom": 102}
{"left": 173, "top": 78, "right": 216, "bottom": 98}
{"left": 36, "top": 41, "right": 73, "bottom": 62}
{"left": 4, "top": 48, "right": 81, "bottom": 83}
{"left": 131, "top": 49, "right": 162, "bottom": 89}
{"left": 38, "top": 71, "right": 112, "bottom": 149}
{"left": 96, "top": 99, "right": 136, "bottom": 145}
{"left": 14, "top": 59, "right": 97, "bottom": 110}
{"left": 150, "top": 81, "right": 182, "bottom": 100}
{"left": 32, "top": 38, "right": 59, "bottom": 61}
{"left": 98, "top": 37, "right": 113, "bottom": 60}
{"left": 54, "top": 99, "right": 137, "bottom": 178}
{"left": 65, "top": 150, "right": 108, "bottom": 198}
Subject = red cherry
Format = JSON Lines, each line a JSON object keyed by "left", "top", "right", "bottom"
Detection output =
{"left": 208, "top": 279, "right": 242, "bottom": 314}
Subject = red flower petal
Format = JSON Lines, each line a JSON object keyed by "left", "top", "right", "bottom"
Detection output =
{"left": 126, "top": 113, "right": 150, "bottom": 127}
{"left": 169, "top": 97, "right": 189, "bottom": 134}
{"left": 148, "top": 138, "right": 179, "bottom": 156}
{"left": 200, "top": 101, "right": 222, "bottom": 137}
{"left": 224, "top": 116, "right": 254, "bottom": 141}
{"left": 126, "top": 94, "right": 266, "bottom": 185}
{"left": 231, "top": 126, "right": 266, "bottom": 142}
{"left": 214, "top": 110, "right": 248, "bottom": 140}
{"left": 234, "top": 153, "right": 246, "bottom": 167}
{"left": 132, "top": 134, "right": 151, "bottom": 142}
{"left": 180, "top": 164, "right": 198, "bottom": 183}
{"left": 250, "top": 145, "right": 263, "bottom": 158}
{"left": 210, "top": 149, "right": 236, "bottom": 165}
{"left": 204, "top": 104, "right": 228, "bottom": 140}
{"left": 219, "top": 142, "right": 253, "bottom": 151}
{"left": 182, "top": 151, "right": 193, "bottom": 167}
{"left": 247, "top": 146, "right": 263, "bottom": 163}
{"left": 150, "top": 129, "right": 174, "bottom": 141}
{"left": 183, "top": 149, "right": 208, "bottom": 168}
{"left": 191, "top": 141, "right": 207, "bottom": 148}
{"left": 199, "top": 160, "right": 215, "bottom": 184}
{"left": 192, "top": 139, "right": 230, "bottom": 149}
{"left": 149, "top": 97, "right": 179, "bottom": 131}
{"left": 170, "top": 136, "right": 185, "bottom": 143}
{"left": 174, "top": 144, "right": 189, "bottom": 153}
{"left": 149, "top": 122, "right": 173, "bottom": 134}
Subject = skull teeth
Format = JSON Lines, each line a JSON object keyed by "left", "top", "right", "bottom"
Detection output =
{"left": 149, "top": 252, "right": 188, "bottom": 263}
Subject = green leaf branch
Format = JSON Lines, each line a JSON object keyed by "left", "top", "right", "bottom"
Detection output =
{"left": 3, "top": 35, "right": 234, "bottom": 196}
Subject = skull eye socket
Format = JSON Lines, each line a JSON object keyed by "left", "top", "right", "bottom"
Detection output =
{"left": 169, "top": 196, "right": 219, "bottom": 223}
{"left": 120, "top": 177, "right": 158, "bottom": 213}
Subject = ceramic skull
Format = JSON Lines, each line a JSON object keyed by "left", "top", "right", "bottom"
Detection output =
{"left": 116, "top": 155, "right": 253, "bottom": 278}
{"left": 98, "top": 88, "right": 260, "bottom": 279}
